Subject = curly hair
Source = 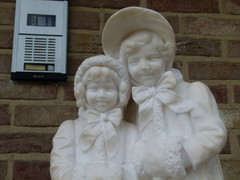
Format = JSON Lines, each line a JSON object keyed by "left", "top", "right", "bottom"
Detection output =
{"left": 74, "top": 55, "right": 130, "bottom": 109}
{"left": 119, "top": 30, "right": 175, "bottom": 71}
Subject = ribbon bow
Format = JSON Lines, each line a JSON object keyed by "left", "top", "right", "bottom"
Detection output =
{"left": 79, "top": 108, "right": 122, "bottom": 157}
{"left": 132, "top": 71, "right": 193, "bottom": 132}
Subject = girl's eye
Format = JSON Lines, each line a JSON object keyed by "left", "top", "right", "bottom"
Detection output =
{"left": 87, "top": 86, "right": 98, "bottom": 92}
{"left": 106, "top": 87, "right": 117, "bottom": 92}
{"left": 128, "top": 58, "right": 139, "bottom": 65}
{"left": 148, "top": 56, "right": 160, "bottom": 61}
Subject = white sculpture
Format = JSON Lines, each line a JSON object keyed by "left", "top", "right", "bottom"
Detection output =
{"left": 102, "top": 7, "right": 227, "bottom": 180}
{"left": 50, "top": 55, "right": 138, "bottom": 180}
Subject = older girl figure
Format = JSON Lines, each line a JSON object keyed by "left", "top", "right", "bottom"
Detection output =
{"left": 102, "top": 7, "right": 227, "bottom": 180}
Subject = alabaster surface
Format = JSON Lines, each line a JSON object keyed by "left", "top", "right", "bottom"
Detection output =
{"left": 50, "top": 6, "right": 227, "bottom": 180}
{"left": 50, "top": 55, "right": 138, "bottom": 180}
{"left": 102, "top": 6, "right": 227, "bottom": 180}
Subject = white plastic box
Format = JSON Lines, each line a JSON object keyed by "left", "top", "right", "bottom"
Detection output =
{"left": 11, "top": 0, "right": 68, "bottom": 81}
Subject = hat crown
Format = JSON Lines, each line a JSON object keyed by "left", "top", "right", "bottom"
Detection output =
{"left": 102, "top": 7, "right": 175, "bottom": 61}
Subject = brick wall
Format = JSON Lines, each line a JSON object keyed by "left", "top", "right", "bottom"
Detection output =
{"left": 0, "top": 0, "right": 240, "bottom": 179}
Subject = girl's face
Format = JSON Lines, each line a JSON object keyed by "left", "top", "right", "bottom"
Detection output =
{"left": 127, "top": 42, "right": 166, "bottom": 87}
{"left": 86, "top": 79, "right": 118, "bottom": 112}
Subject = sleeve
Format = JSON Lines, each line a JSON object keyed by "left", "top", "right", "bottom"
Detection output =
{"left": 50, "top": 120, "right": 75, "bottom": 180}
{"left": 183, "top": 82, "right": 227, "bottom": 169}
{"left": 122, "top": 122, "right": 139, "bottom": 180}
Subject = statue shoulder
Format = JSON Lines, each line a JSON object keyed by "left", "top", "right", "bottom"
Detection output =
{"left": 188, "top": 81, "right": 210, "bottom": 96}
{"left": 187, "top": 81, "right": 213, "bottom": 105}
{"left": 54, "top": 120, "right": 75, "bottom": 140}
{"left": 59, "top": 120, "right": 75, "bottom": 130}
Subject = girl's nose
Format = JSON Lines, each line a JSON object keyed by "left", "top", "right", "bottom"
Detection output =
{"left": 98, "top": 89, "right": 106, "bottom": 98}
{"left": 139, "top": 58, "right": 150, "bottom": 71}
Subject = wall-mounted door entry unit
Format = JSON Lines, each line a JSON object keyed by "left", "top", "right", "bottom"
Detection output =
{"left": 11, "top": 0, "right": 68, "bottom": 81}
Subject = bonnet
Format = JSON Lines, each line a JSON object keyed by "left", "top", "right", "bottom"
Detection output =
{"left": 102, "top": 6, "right": 176, "bottom": 70}
{"left": 74, "top": 55, "right": 130, "bottom": 108}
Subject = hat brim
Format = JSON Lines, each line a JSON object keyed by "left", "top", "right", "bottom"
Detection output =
{"left": 102, "top": 7, "right": 175, "bottom": 59}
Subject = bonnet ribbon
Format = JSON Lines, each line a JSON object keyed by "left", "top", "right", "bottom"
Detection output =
{"left": 132, "top": 71, "right": 193, "bottom": 133}
{"left": 79, "top": 108, "right": 122, "bottom": 157}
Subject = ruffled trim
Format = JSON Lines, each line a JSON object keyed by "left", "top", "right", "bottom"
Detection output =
{"left": 74, "top": 55, "right": 129, "bottom": 86}
{"left": 130, "top": 140, "right": 146, "bottom": 176}
{"left": 153, "top": 99, "right": 166, "bottom": 138}
{"left": 131, "top": 137, "right": 186, "bottom": 179}
{"left": 164, "top": 137, "right": 186, "bottom": 178}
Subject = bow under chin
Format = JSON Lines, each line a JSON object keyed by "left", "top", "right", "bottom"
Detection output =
{"left": 132, "top": 71, "right": 193, "bottom": 133}
{"left": 79, "top": 108, "right": 122, "bottom": 158}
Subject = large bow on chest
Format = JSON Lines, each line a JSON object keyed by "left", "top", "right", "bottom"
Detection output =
{"left": 79, "top": 108, "right": 122, "bottom": 157}
{"left": 132, "top": 71, "right": 193, "bottom": 132}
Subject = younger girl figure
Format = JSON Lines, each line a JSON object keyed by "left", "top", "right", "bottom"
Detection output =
{"left": 50, "top": 55, "right": 138, "bottom": 180}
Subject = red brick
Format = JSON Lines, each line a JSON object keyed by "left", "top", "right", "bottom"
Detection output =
{"left": 224, "top": 0, "right": 240, "bottom": 14}
{"left": 0, "top": 0, "right": 15, "bottom": 2}
{"left": 0, "top": 161, "right": 7, "bottom": 180}
{"left": 238, "top": 134, "right": 240, "bottom": 148}
{"left": 104, "top": 13, "right": 113, "bottom": 25}
{"left": 0, "top": 6, "right": 15, "bottom": 25}
{"left": 68, "top": 33, "right": 102, "bottom": 53}
{"left": 166, "top": 16, "right": 179, "bottom": 33}
{"left": 67, "top": 57, "right": 81, "bottom": 75}
{"left": 69, "top": 0, "right": 139, "bottom": 8}
{"left": 69, "top": 9, "right": 100, "bottom": 30}
{"left": 188, "top": 62, "right": 240, "bottom": 80}
{"left": 13, "top": 161, "right": 50, "bottom": 180}
{"left": 67, "top": 54, "right": 90, "bottom": 75}
{"left": 0, "top": 104, "right": 10, "bottom": 125}
{"left": 234, "top": 85, "right": 240, "bottom": 103}
{"left": 64, "top": 81, "right": 75, "bottom": 101}
{"left": 220, "top": 135, "right": 230, "bottom": 154}
{"left": 221, "top": 160, "right": 240, "bottom": 179}
{"left": 147, "top": 0, "right": 219, "bottom": 13}
{"left": 0, "top": 53, "right": 11, "bottom": 74}
{"left": 228, "top": 40, "right": 240, "bottom": 58}
{"left": 172, "top": 61, "right": 183, "bottom": 72}
{"left": 0, "top": 80, "right": 58, "bottom": 100}
{"left": 176, "top": 37, "right": 221, "bottom": 57}
{"left": 231, "top": 0, "right": 240, "bottom": 5}
{"left": 0, "top": 29, "right": 13, "bottom": 49}
{"left": 14, "top": 105, "right": 78, "bottom": 126}
{"left": 209, "top": 85, "right": 228, "bottom": 104}
{"left": 0, "top": 133, "right": 53, "bottom": 153}
{"left": 221, "top": 109, "right": 240, "bottom": 128}
{"left": 183, "top": 17, "right": 240, "bottom": 36}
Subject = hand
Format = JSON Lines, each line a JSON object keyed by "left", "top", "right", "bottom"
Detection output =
{"left": 142, "top": 137, "right": 186, "bottom": 178}
{"left": 142, "top": 138, "right": 169, "bottom": 178}
{"left": 87, "top": 163, "right": 122, "bottom": 180}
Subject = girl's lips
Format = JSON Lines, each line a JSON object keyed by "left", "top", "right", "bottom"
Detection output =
{"left": 96, "top": 100, "right": 108, "bottom": 104}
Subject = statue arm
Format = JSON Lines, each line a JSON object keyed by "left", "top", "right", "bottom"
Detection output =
{"left": 183, "top": 82, "right": 227, "bottom": 169}
{"left": 50, "top": 120, "right": 75, "bottom": 180}
{"left": 122, "top": 122, "right": 139, "bottom": 180}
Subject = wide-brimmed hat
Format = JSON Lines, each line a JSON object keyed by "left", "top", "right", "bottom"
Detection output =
{"left": 102, "top": 6, "right": 175, "bottom": 60}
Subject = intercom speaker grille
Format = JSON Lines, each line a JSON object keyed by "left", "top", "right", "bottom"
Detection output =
{"left": 24, "top": 36, "right": 56, "bottom": 63}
